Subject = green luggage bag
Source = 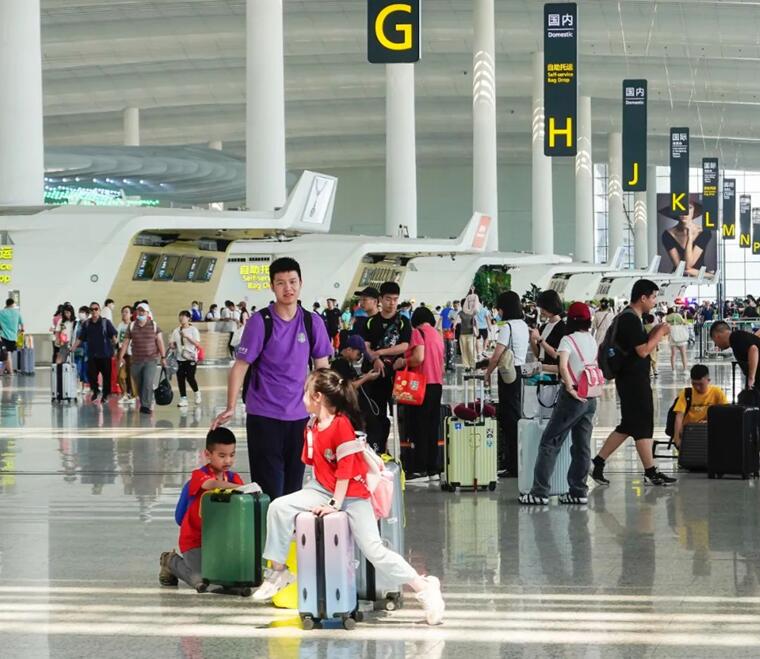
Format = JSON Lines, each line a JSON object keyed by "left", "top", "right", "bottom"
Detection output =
{"left": 200, "top": 489, "right": 270, "bottom": 593}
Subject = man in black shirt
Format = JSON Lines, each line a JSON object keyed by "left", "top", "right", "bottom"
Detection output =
{"left": 351, "top": 286, "right": 379, "bottom": 337}
{"left": 321, "top": 298, "right": 342, "bottom": 352}
{"left": 591, "top": 279, "right": 675, "bottom": 487}
{"left": 71, "top": 301, "right": 118, "bottom": 403}
{"left": 359, "top": 281, "right": 411, "bottom": 453}
{"left": 711, "top": 322, "right": 760, "bottom": 389}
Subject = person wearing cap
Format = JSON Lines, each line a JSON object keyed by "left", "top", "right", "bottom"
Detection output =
{"left": 352, "top": 286, "right": 379, "bottom": 337}
{"left": 360, "top": 281, "right": 411, "bottom": 453}
{"left": 117, "top": 302, "right": 168, "bottom": 414}
{"left": 518, "top": 302, "right": 599, "bottom": 506}
{"left": 439, "top": 301, "right": 456, "bottom": 372}
{"left": 331, "top": 334, "right": 381, "bottom": 397}
{"left": 322, "top": 298, "right": 342, "bottom": 352}
{"left": 70, "top": 300, "right": 118, "bottom": 403}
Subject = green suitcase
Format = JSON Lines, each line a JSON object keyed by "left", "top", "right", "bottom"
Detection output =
{"left": 200, "top": 489, "right": 270, "bottom": 593}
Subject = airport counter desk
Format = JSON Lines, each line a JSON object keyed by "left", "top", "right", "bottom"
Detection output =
{"left": 29, "top": 322, "right": 234, "bottom": 367}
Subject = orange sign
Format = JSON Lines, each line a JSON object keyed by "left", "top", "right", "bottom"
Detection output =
{"left": 471, "top": 216, "right": 492, "bottom": 249}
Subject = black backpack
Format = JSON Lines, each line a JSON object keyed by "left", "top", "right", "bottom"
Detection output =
{"left": 597, "top": 308, "right": 635, "bottom": 381}
{"left": 241, "top": 307, "right": 316, "bottom": 401}
{"left": 665, "top": 387, "right": 692, "bottom": 438}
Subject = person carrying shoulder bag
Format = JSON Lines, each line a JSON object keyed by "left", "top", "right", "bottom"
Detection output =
{"left": 170, "top": 310, "right": 203, "bottom": 408}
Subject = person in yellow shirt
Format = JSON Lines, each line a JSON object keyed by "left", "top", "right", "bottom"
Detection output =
{"left": 672, "top": 364, "right": 728, "bottom": 448}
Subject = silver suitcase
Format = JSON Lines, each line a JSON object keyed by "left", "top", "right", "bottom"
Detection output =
{"left": 51, "top": 360, "right": 78, "bottom": 403}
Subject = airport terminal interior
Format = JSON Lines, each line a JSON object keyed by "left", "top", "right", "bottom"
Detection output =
{"left": 5, "top": 1, "right": 760, "bottom": 657}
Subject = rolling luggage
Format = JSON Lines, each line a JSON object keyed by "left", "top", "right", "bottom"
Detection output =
{"left": 15, "top": 347, "right": 35, "bottom": 375}
{"left": 356, "top": 457, "right": 405, "bottom": 611}
{"left": 442, "top": 374, "right": 498, "bottom": 492}
{"left": 678, "top": 424, "right": 708, "bottom": 471}
{"left": 517, "top": 418, "right": 571, "bottom": 496}
{"left": 51, "top": 359, "right": 78, "bottom": 403}
{"left": 397, "top": 403, "right": 448, "bottom": 476}
{"left": 200, "top": 489, "right": 270, "bottom": 594}
{"left": 707, "top": 405, "right": 760, "bottom": 480}
{"left": 296, "top": 511, "right": 359, "bottom": 630}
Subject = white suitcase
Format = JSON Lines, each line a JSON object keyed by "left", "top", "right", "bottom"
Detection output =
{"left": 517, "top": 418, "right": 571, "bottom": 496}
{"left": 51, "top": 361, "right": 78, "bottom": 403}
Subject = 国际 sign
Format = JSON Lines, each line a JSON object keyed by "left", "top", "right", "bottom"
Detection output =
{"left": 544, "top": 3, "right": 577, "bottom": 157}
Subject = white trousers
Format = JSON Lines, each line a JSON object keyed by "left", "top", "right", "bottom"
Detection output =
{"left": 263, "top": 481, "right": 418, "bottom": 585}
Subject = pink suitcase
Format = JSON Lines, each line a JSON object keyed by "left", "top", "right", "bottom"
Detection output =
{"left": 296, "top": 511, "right": 360, "bottom": 630}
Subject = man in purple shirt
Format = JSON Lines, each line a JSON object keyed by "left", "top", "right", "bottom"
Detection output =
{"left": 211, "top": 257, "right": 332, "bottom": 499}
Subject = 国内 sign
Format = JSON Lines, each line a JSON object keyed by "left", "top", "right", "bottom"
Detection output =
{"left": 544, "top": 3, "right": 577, "bottom": 157}
{"left": 622, "top": 79, "right": 647, "bottom": 191}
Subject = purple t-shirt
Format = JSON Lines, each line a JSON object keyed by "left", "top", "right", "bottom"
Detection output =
{"left": 236, "top": 304, "right": 333, "bottom": 421}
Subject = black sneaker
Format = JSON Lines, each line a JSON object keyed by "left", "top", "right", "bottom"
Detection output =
{"left": 139, "top": 406, "right": 152, "bottom": 414}
{"left": 644, "top": 470, "right": 677, "bottom": 486}
{"left": 590, "top": 462, "right": 610, "bottom": 486}
{"left": 90, "top": 391, "right": 100, "bottom": 403}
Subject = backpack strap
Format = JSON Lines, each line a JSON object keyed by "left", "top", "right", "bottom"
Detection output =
{"left": 684, "top": 387, "right": 693, "bottom": 415}
{"left": 335, "top": 439, "right": 365, "bottom": 461}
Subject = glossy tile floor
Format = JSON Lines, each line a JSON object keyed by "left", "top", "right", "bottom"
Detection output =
{"left": 3, "top": 348, "right": 760, "bottom": 658}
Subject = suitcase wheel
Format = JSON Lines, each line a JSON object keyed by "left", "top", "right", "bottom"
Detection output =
{"left": 240, "top": 587, "right": 252, "bottom": 597}
{"left": 488, "top": 482, "right": 497, "bottom": 492}
{"left": 355, "top": 611, "right": 365, "bottom": 622}
{"left": 301, "top": 615, "right": 316, "bottom": 631}
{"left": 342, "top": 615, "right": 356, "bottom": 631}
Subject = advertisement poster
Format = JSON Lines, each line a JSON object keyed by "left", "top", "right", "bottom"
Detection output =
{"left": 656, "top": 193, "right": 717, "bottom": 275}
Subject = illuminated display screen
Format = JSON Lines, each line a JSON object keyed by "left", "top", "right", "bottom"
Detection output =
{"left": 154, "top": 255, "right": 181, "bottom": 281}
{"left": 133, "top": 253, "right": 161, "bottom": 280}
{"left": 173, "top": 256, "right": 200, "bottom": 282}
{"left": 195, "top": 257, "right": 217, "bottom": 283}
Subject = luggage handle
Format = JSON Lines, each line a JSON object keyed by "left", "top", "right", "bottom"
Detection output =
{"left": 462, "top": 374, "right": 485, "bottom": 422}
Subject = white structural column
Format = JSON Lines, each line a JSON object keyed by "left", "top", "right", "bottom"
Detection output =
{"left": 574, "top": 96, "right": 594, "bottom": 262}
{"left": 385, "top": 64, "right": 418, "bottom": 238}
{"left": 208, "top": 140, "right": 223, "bottom": 151}
{"left": 123, "top": 107, "right": 140, "bottom": 146}
{"left": 472, "top": 0, "right": 499, "bottom": 250}
{"left": 532, "top": 52, "right": 554, "bottom": 255}
{"left": 246, "top": 0, "right": 286, "bottom": 211}
{"left": 607, "top": 132, "right": 624, "bottom": 264}
{"left": 0, "top": 0, "right": 44, "bottom": 206}
{"left": 647, "top": 165, "right": 658, "bottom": 266}
{"left": 633, "top": 191, "right": 648, "bottom": 268}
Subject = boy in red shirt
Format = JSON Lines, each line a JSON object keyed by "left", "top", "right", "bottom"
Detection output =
{"left": 159, "top": 428, "right": 244, "bottom": 591}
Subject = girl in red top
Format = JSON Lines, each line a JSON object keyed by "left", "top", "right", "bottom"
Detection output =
{"left": 253, "top": 368, "right": 445, "bottom": 625}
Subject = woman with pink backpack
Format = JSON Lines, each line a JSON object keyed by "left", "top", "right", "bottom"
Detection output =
{"left": 518, "top": 302, "right": 605, "bottom": 506}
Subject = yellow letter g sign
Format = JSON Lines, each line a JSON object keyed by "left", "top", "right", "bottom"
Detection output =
{"left": 376, "top": 4, "right": 412, "bottom": 51}
{"left": 368, "top": 0, "right": 420, "bottom": 64}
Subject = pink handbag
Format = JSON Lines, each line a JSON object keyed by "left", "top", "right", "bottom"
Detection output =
{"left": 568, "top": 336, "right": 605, "bottom": 398}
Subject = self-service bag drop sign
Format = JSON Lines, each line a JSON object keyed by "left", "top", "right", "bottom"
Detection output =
{"left": 544, "top": 3, "right": 577, "bottom": 157}
{"left": 368, "top": 0, "right": 420, "bottom": 64}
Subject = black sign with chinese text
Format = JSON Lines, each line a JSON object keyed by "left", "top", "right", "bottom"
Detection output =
{"left": 740, "top": 195, "right": 751, "bottom": 248}
{"left": 722, "top": 179, "right": 736, "bottom": 240}
{"left": 702, "top": 158, "right": 719, "bottom": 231}
{"left": 622, "top": 79, "right": 647, "bottom": 191}
{"left": 544, "top": 3, "right": 577, "bottom": 157}
{"left": 368, "top": 0, "right": 421, "bottom": 64}
{"left": 670, "top": 128, "right": 689, "bottom": 214}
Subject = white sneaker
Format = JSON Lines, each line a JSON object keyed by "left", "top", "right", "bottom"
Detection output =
{"left": 194, "top": 391, "right": 202, "bottom": 405}
{"left": 415, "top": 575, "right": 445, "bottom": 625}
{"left": 177, "top": 397, "right": 189, "bottom": 408}
{"left": 252, "top": 568, "right": 295, "bottom": 602}
{"left": 428, "top": 474, "right": 441, "bottom": 482}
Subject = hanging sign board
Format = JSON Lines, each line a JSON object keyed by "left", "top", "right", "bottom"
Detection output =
{"left": 722, "top": 179, "right": 736, "bottom": 240}
{"left": 753, "top": 209, "right": 760, "bottom": 255}
{"left": 543, "top": 3, "right": 577, "bottom": 157}
{"left": 670, "top": 128, "right": 689, "bottom": 215}
{"left": 622, "top": 79, "right": 647, "bottom": 191}
{"left": 702, "top": 158, "right": 719, "bottom": 231}
{"left": 739, "top": 195, "right": 752, "bottom": 248}
{"left": 368, "top": 0, "right": 421, "bottom": 63}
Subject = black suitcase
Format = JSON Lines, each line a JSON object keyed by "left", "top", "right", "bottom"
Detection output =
{"left": 707, "top": 405, "right": 760, "bottom": 479}
{"left": 678, "top": 424, "right": 708, "bottom": 471}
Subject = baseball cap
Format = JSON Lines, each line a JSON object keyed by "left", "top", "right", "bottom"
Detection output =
{"left": 379, "top": 281, "right": 401, "bottom": 297}
{"left": 354, "top": 286, "right": 380, "bottom": 299}
{"left": 341, "top": 334, "right": 368, "bottom": 356}
{"left": 567, "top": 302, "right": 591, "bottom": 321}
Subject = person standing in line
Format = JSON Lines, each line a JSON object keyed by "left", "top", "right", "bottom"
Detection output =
{"left": 394, "top": 306, "right": 445, "bottom": 481}
{"left": 205, "top": 304, "right": 220, "bottom": 321}
{"left": 102, "top": 298, "right": 115, "bottom": 323}
{"left": 70, "top": 301, "right": 118, "bottom": 403}
{"left": 590, "top": 280, "right": 676, "bottom": 487}
{"left": 210, "top": 257, "right": 333, "bottom": 500}
{"left": 457, "top": 298, "right": 477, "bottom": 371}
{"left": 592, "top": 298, "right": 614, "bottom": 346}
{"left": 73, "top": 306, "right": 90, "bottom": 390}
{"left": 359, "top": 281, "right": 412, "bottom": 454}
{"left": 439, "top": 300, "right": 456, "bottom": 372}
{"left": 484, "top": 291, "right": 530, "bottom": 478}
{"left": 170, "top": 310, "right": 203, "bottom": 408}
{"left": 190, "top": 301, "right": 202, "bottom": 322}
{"left": 519, "top": 303, "right": 599, "bottom": 505}
{"left": 118, "top": 302, "right": 168, "bottom": 415}
{"left": 530, "top": 289, "right": 566, "bottom": 375}
{"left": 475, "top": 302, "right": 492, "bottom": 358}
{"left": 116, "top": 305, "right": 137, "bottom": 405}
{"left": 53, "top": 305, "right": 76, "bottom": 365}
{"left": 351, "top": 287, "right": 379, "bottom": 337}
{"left": 322, "top": 297, "right": 342, "bottom": 352}
{"left": 0, "top": 298, "right": 24, "bottom": 376}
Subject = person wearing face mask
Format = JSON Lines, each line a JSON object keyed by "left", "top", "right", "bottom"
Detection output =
{"left": 117, "top": 303, "right": 168, "bottom": 414}
{"left": 70, "top": 301, "right": 118, "bottom": 403}
{"left": 190, "top": 301, "right": 202, "bottom": 323}
{"left": 529, "top": 290, "right": 567, "bottom": 375}
{"left": 116, "top": 305, "right": 137, "bottom": 405}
